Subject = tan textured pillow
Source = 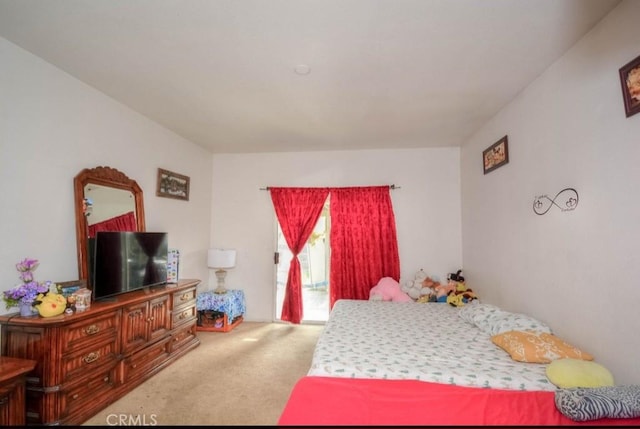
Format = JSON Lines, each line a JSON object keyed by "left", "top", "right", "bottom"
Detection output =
{"left": 491, "top": 330, "right": 593, "bottom": 363}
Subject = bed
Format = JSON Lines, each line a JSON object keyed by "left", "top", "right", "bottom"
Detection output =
{"left": 279, "top": 300, "right": 640, "bottom": 426}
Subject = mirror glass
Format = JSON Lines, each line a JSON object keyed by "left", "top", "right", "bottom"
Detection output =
{"left": 84, "top": 184, "right": 136, "bottom": 226}
{"left": 74, "top": 166, "right": 146, "bottom": 288}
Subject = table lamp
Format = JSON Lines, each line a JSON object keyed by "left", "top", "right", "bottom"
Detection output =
{"left": 208, "top": 248, "right": 236, "bottom": 294}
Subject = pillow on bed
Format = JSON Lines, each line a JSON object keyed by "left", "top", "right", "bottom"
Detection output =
{"left": 491, "top": 331, "right": 593, "bottom": 363}
{"left": 555, "top": 385, "right": 640, "bottom": 421}
{"left": 488, "top": 312, "right": 552, "bottom": 335}
{"left": 555, "top": 386, "right": 640, "bottom": 422}
{"left": 458, "top": 303, "right": 507, "bottom": 329}
{"left": 459, "top": 304, "right": 551, "bottom": 336}
{"left": 546, "top": 358, "right": 613, "bottom": 388}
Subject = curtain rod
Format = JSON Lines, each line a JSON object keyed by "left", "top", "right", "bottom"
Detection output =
{"left": 259, "top": 184, "right": 400, "bottom": 191}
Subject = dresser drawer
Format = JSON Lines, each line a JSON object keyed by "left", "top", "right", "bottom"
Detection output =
{"left": 169, "top": 323, "right": 198, "bottom": 354}
{"left": 172, "top": 287, "right": 196, "bottom": 311}
{"left": 171, "top": 305, "right": 197, "bottom": 329}
{"left": 61, "top": 366, "right": 117, "bottom": 421}
{"left": 61, "top": 338, "right": 119, "bottom": 385}
{"left": 61, "top": 311, "right": 120, "bottom": 354}
{"left": 122, "top": 336, "right": 171, "bottom": 383}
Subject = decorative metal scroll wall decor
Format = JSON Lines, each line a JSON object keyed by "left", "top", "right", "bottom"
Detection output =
{"left": 533, "top": 188, "right": 579, "bottom": 215}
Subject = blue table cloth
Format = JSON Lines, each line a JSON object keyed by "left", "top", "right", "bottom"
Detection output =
{"left": 196, "top": 290, "right": 246, "bottom": 322}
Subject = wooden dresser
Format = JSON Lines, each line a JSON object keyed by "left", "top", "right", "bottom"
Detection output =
{"left": 0, "top": 279, "right": 200, "bottom": 425}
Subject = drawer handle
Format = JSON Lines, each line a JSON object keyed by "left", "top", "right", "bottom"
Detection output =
{"left": 103, "top": 376, "right": 109, "bottom": 383}
{"left": 178, "top": 311, "right": 188, "bottom": 320}
{"left": 146, "top": 316, "right": 155, "bottom": 322}
{"left": 72, "top": 393, "right": 79, "bottom": 400}
{"left": 180, "top": 293, "right": 191, "bottom": 301}
{"left": 83, "top": 352, "right": 100, "bottom": 364}
{"left": 84, "top": 324, "right": 100, "bottom": 335}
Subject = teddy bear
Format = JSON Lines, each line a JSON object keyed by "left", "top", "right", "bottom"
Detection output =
{"left": 401, "top": 269, "right": 439, "bottom": 301}
{"left": 370, "top": 277, "right": 412, "bottom": 302}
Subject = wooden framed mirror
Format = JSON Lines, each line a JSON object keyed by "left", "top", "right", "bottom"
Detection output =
{"left": 74, "top": 166, "right": 146, "bottom": 288}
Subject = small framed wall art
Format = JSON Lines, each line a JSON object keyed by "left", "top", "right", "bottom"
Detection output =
{"left": 156, "top": 168, "right": 190, "bottom": 201}
{"left": 482, "top": 135, "right": 509, "bottom": 174}
{"left": 619, "top": 53, "right": 640, "bottom": 118}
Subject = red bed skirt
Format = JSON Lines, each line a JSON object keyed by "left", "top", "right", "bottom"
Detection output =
{"left": 278, "top": 376, "right": 640, "bottom": 426}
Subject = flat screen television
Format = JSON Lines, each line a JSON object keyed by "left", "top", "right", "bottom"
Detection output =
{"left": 91, "top": 231, "right": 169, "bottom": 301}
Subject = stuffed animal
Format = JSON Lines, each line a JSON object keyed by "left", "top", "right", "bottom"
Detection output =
{"left": 454, "top": 282, "right": 478, "bottom": 304}
{"left": 434, "top": 269, "right": 467, "bottom": 303}
{"left": 447, "top": 269, "right": 465, "bottom": 283}
{"left": 422, "top": 276, "right": 440, "bottom": 291}
{"left": 446, "top": 288, "right": 478, "bottom": 307}
{"left": 401, "top": 269, "right": 424, "bottom": 299}
{"left": 416, "top": 293, "right": 437, "bottom": 303}
{"left": 446, "top": 293, "right": 465, "bottom": 307}
{"left": 434, "top": 281, "right": 457, "bottom": 302}
{"left": 443, "top": 273, "right": 479, "bottom": 307}
{"left": 33, "top": 292, "right": 67, "bottom": 317}
{"left": 402, "top": 269, "right": 438, "bottom": 301}
{"left": 370, "top": 277, "right": 412, "bottom": 302}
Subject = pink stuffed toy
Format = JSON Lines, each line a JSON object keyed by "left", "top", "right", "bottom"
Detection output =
{"left": 369, "top": 277, "right": 412, "bottom": 302}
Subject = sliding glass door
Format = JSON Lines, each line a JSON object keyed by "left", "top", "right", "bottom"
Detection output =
{"left": 275, "top": 200, "right": 330, "bottom": 322}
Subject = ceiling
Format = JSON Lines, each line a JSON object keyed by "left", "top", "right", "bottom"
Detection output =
{"left": 0, "top": 0, "right": 620, "bottom": 154}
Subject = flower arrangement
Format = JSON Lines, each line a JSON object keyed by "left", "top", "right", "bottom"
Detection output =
{"left": 3, "top": 258, "right": 51, "bottom": 310}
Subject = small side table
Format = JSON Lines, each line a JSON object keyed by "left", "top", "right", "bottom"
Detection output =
{"left": 0, "top": 356, "right": 37, "bottom": 426}
{"left": 196, "top": 289, "right": 246, "bottom": 332}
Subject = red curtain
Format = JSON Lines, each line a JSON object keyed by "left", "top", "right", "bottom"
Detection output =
{"left": 88, "top": 211, "right": 137, "bottom": 238}
{"left": 270, "top": 187, "right": 330, "bottom": 324}
{"left": 329, "top": 186, "right": 400, "bottom": 308}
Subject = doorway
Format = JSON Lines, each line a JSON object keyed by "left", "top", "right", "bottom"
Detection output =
{"left": 275, "top": 199, "right": 330, "bottom": 322}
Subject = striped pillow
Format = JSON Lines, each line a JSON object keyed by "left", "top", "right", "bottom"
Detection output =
{"left": 555, "top": 386, "right": 640, "bottom": 421}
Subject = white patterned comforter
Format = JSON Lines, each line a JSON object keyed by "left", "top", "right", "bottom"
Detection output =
{"left": 307, "top": 299, "right": 554, "bottom": 391}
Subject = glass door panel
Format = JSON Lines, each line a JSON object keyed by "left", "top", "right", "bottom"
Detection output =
{"left": 275, "top": 201, "right": 330, "bottom": 322}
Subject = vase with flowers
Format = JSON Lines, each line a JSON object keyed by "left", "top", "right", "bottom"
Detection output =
{"left": 3, "top": 258, "right": 51, "bottom": 317}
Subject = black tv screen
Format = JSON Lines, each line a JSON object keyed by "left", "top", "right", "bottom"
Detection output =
{"left": 92, "top": 231, "right": 168, "bottom": 300}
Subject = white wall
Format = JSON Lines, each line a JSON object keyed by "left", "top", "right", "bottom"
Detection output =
{"left": 460, "top": 0, "right": 640, "bottom": 384}
{"left": 211, "top": 148, "right": 462, "bottom": 321}
{"left": 0, "top": 37, "right": 213, "bottom": 313}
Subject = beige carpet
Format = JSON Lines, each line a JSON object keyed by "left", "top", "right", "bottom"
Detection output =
{"left": 83, "top": 322, "right": 324, "bottom": 426}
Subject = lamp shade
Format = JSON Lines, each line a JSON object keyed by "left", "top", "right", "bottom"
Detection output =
{"left": 208, "top": 248, "right": 236, "bottom": 269}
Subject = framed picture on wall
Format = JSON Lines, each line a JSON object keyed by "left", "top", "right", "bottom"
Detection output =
{"left": 619, "top": 54, "right": 640, "bottom": 118}
{"left": 482, "top": 135, "right": 509, "bottom": 174}
{"left": 156, "top": 168, "right": 190, "bottom": 201}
